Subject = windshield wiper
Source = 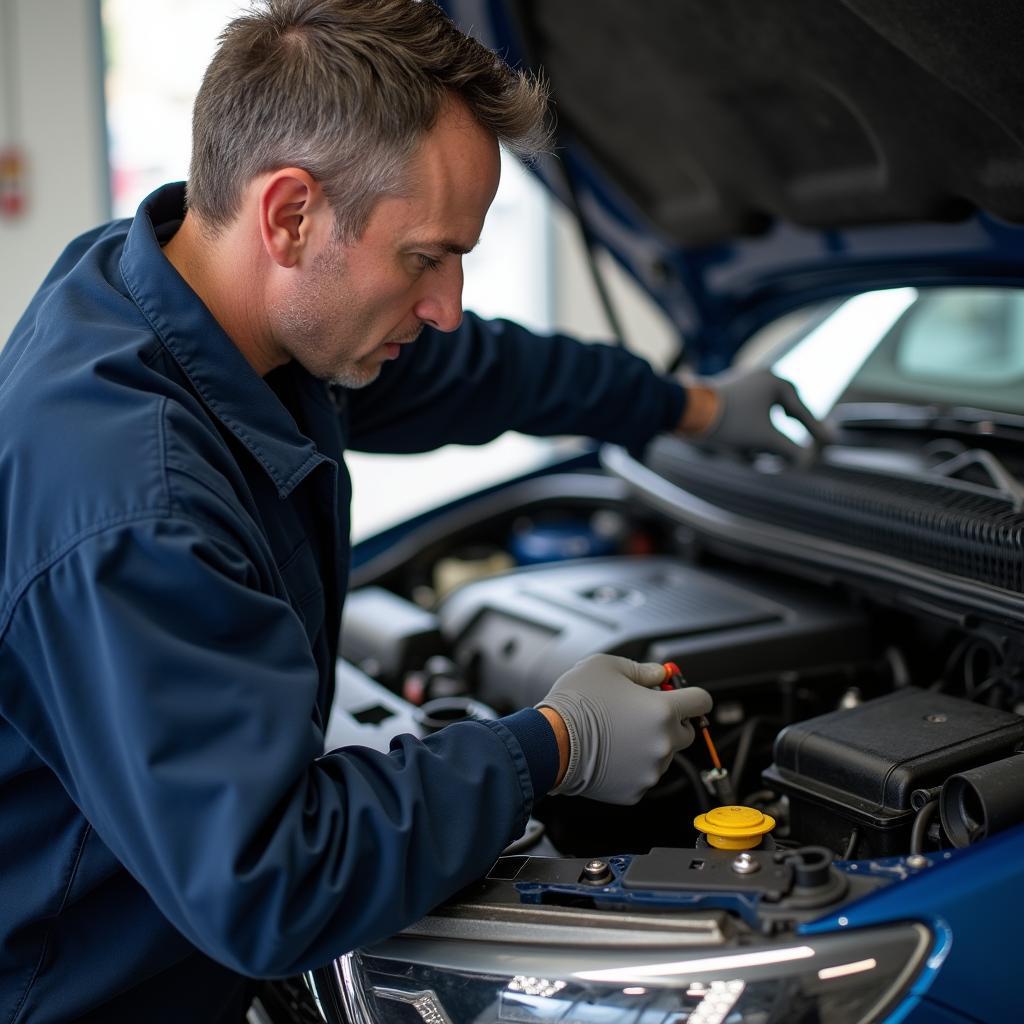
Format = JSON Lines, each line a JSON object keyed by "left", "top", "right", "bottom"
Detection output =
{"left": 832, "top": 402, "right": 1024, "bottom": 445}
{"left": 830, "top": 403, "right": 1024, "bottom": 510}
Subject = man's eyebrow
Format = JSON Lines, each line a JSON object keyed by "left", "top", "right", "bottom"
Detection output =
{"left": 408, "top": 238, "right": 479, "bottom": 256}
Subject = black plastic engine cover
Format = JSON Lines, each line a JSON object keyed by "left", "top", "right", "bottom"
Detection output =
{"left": 764, "top": 687, "right": 1024, "bottom": 856}
{"left": 438, "top": 556, "right": 872, "bottom": 709}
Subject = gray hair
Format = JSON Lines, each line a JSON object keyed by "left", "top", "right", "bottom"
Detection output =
{"left": 187, "top": 0, "right": 551, "bottom": 240}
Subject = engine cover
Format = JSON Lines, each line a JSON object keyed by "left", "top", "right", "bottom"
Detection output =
{"left": 438, "top": 556, "right": 871, "bottom": 708}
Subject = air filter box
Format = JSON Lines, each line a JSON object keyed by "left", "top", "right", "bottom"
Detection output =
{"left": 763, "top": 687, "right": 1024, "bottom": 857}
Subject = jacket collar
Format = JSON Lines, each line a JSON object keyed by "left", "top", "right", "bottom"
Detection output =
{"left": 119, "top": 183, "right": 330, "bottom": 499}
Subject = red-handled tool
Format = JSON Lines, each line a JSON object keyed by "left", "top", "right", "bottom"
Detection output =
{"left": 661, "top": 661, "right": 723, "bottom": 771}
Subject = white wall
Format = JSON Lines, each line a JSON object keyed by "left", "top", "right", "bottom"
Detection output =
{"left": 0, "top": 0, "right": 108, "bottom": 345}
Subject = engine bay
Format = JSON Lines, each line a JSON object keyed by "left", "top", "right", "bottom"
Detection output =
{"left": 332, "top": 466, "right": 1024, "bottom": 931}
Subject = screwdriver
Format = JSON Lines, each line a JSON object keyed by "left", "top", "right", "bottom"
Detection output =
{"left": 660, "top": 661, "right": 722, "bottom": 770}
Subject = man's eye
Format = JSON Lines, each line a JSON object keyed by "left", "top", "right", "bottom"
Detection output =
{"left": 415, "top": 253, "right": 442, "bottom": 272}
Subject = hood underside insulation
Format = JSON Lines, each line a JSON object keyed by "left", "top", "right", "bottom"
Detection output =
{"left": 507, "top": 0, "right": 1024, "bottom": 245}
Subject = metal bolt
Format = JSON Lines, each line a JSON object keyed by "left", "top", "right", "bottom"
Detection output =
{"left": 925, "top": 714, "right": 947, "bottom": 724}
{"left": 582, "top": 859, "right": 612, "bottom": 883}
{"left": 906, "top": 854, "right": 929, "bottom": 869}
{"left": 731, "top": 852, "right": 761, "bottom": 875}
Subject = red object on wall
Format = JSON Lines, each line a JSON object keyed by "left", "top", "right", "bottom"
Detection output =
{"left": 0, "top": 146, "right": 27, "bottom": 219}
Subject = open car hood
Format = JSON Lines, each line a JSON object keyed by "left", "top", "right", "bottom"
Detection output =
{"left": 443, "top": 0, "right": 1024, "bottom": 370}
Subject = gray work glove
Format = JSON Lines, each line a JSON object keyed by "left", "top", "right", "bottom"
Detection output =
{"left": 698, "top": 367, "right": 832, "bottom": 461}
{"left": 537, "top": 654, "right": 712, "bottom": 805}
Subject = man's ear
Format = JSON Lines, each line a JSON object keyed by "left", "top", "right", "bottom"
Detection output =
{"left": 258, "top": 168, "right": 328, "bottom": 268}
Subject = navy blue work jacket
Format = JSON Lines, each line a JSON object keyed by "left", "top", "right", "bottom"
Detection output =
{"left": 0, "top": 184, "right": 686, "bottom": 1022}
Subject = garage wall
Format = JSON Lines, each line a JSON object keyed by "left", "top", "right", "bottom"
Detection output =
{"left": 0, "top": 0, "right": 109, "bottom": 346}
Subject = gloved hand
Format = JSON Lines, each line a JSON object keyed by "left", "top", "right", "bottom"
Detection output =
{"left": 692, "top": 367, "right": 832, "bottom": 461}
{"left": 537, "top": 654, "right": 712, "bottom": 805}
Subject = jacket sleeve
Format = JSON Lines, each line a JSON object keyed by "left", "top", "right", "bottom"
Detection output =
{"left": 347, "top": 313, "right": 687, "bottom": 453}
{"left": 4, "top": 514, "right": 544, "bottom": 977}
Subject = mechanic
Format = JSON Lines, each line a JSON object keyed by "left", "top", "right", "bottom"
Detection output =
{"left": 0, "top": 2, "right": 826, "bottom": 1021}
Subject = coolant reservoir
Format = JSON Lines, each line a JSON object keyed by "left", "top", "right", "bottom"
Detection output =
{"left": 694, "top": 805, "right": 776, "bottom": 850}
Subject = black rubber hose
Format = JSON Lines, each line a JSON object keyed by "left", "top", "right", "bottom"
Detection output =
{"left": 842, "top": 827, "right": 860, "bottom": 860}
{"left": 673, "top": 752, "right": 711, "bottom": 812}
{"left": 730, "top": 717, "right": 760, "bottom": 796}
{"left": 940, "top": 753, "right": 1024, "bottom": 847}
{"left": 911, "top": 799, "right": 938, "bottom": 855}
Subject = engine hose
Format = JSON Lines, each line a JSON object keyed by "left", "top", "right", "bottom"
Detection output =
{"left": 842, "top": 827, "right": 859, "bottom": 860}
{"left": 939, "top": 753, "right": 1024, "bottom": 847}
{"left": 673, "top": 752, "right": 711, "bottom": 812}
{"left": 730, "top": 717, "right": 761, "bottom": 796}
{"left": 911, "top": 799, "right": 938, "bottom": 855}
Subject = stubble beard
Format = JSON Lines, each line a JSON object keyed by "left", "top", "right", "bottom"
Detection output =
{"left": 276, "top": 243, "right": 424, "bottom": 391}
{"left": 276, "top": 241, "right": 381, "bottom": 390}
{"left": 328, "top": 321, "right": 424, "bottom": 389}
{"left": 327, "top": 362, "right": 381, "bottom": 390}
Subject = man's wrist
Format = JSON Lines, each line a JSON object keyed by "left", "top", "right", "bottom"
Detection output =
{"left": 538, "top": 706, "right": 569, "bottom": 786}
{"left": 676, "top": 381, "right": 720, "bottom": 435}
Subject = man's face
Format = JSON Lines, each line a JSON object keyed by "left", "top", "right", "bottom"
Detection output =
{"left": 273, "top": 101, "right": 501, "bottom": 388}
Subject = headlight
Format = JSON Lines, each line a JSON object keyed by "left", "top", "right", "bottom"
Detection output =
{"left": 307, "top": 916, "right": 930, "bottom": 1024}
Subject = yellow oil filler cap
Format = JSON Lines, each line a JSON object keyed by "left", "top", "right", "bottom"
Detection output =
{"left": 694, "top": 805, "right": 776, "bottom": 850}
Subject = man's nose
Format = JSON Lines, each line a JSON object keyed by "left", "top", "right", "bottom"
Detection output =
{"left": 413, "top": 259, "right": 464, "bottom": 333}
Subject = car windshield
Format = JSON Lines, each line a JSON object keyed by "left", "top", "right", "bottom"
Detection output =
{"left": 757, "top": 287, "right": 1024, "bottom": 443}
